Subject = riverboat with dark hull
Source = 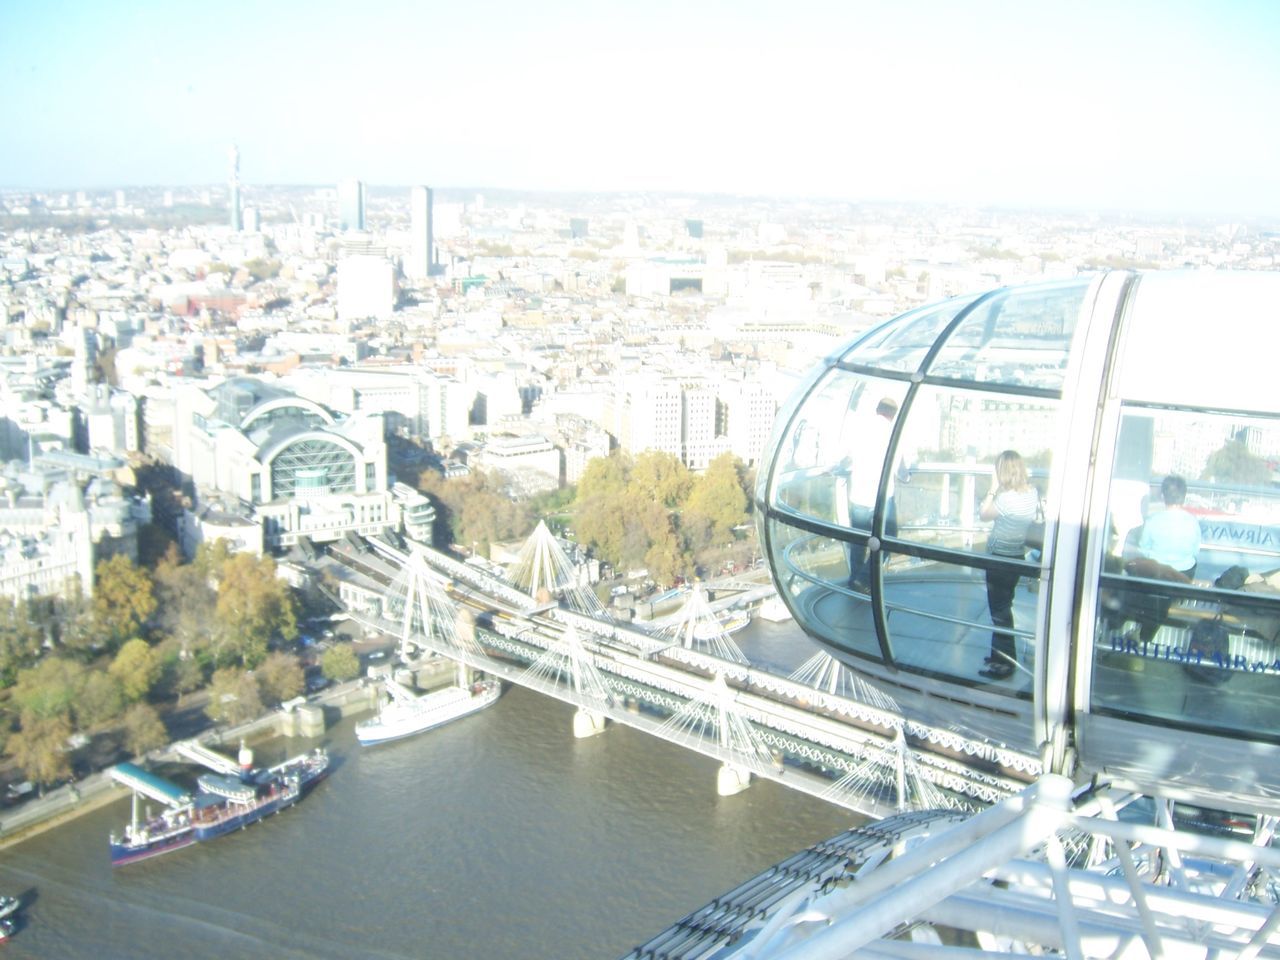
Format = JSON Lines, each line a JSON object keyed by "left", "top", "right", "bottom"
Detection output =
{"left": 109, "top": 745, "right": 329, "bottom": 866}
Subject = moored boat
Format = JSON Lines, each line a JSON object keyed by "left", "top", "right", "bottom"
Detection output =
{"left": 0, "top": 894, "right": 20, "bottom": 921}
{"left": 356, "top": 677, "right": 501, "bottom": 746}
{"left": 109, "top": 745, "right": 329, "bottom": 866}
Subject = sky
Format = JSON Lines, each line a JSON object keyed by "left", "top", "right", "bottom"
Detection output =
{"left": 1, "top": 0, "right": 1279, "bottom": 219}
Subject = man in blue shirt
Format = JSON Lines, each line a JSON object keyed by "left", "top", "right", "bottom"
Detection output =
{"left": 1131, "top": 474, "right": 1201, "bottom": 642}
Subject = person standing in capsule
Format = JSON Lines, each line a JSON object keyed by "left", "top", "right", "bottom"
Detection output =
{"left": 979, "top": 450, "right": 1039, "bottom": 680}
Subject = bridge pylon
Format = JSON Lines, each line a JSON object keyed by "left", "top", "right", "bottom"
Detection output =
{"left": 519, "top": 622, "right": 615, "bottom": 738}
{"left": 658, "top": 672, "right": 776, "bottom": 797}
{"left": 821, "top": 726, "right": 968, "bottom": 814}
{"left": 387, "top": 545, "right": 484, "bottom": 662}
{"left": 506, "top": 520, "right": 609, "bottom": 620}
{"left": 653, "top": 584, "right": 748, "bottom": 663}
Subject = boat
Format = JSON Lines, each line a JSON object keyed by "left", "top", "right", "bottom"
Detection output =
{"left": 0, "top": 894, "right": 19, "bottom": 921}
{"left": 356, "top": 677, "right": 501, "bottom": 746}
{"left": 0, "top": 918, "right": 13, "bottom": 942}
{"left": 757, "top": 595, "right": 794, "bottom": 622}
{"left": 109, "top": 744, "right": 329, "bottom": 867}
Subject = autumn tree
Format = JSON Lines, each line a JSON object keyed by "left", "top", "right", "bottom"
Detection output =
{"left": 78, "top": 672, "right": 125, "bottom": 727}
{"left": 122, "top": 703, "right": 169, "bottom": 758}
{"left": 152, "top": 543, "right": 219, "bottom": 657}
{"left": 5, "top": 712, "right": 73, "bottom": 793}
{"left": 109, "top": 638, "right": 162, "bottom": 703}
{"left": 320, "top": 644, "right": 361, "bottom": 682}
{"left": 92, "top": 554, "right": 157, "bottom": 651}
{"left": 11, "top": 657, "right": 88, "bottom": 726}
{"left": 684, "top": 452, "right": 750, "bottom": 543}
{"left": 417, "top": 468, "right": 534, "bottom": 553}
{"left": 255, "top": 650, "right": 305, "bottom": 705}
{"left": 630, "top": 451, "right": 693, "bottom": 508}
{"left": 205, "top": 667, "right": 264, "bottom": 726}
{"left": 210, "top": 553, "right": 298, "bottom": 668}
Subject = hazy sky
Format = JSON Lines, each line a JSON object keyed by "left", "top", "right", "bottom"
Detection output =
{"left": 2, "top": 0, "right": 1278, "bottom": 218}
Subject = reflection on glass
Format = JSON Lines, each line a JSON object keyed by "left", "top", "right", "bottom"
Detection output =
{"left": 1093, "top": 405, "right": 1280, "bottom": 738}
{"left": 772, "top": 519, "right": 882, "bottom": 663}
{"left": 894, "top": 385, "right": 1056, "bottom": 557}
{"left": 841, "top": 295, "right": 979, "bottom": 374}
{"left": 927, "top": 279, "right": 1088, "bottom": 389}
{"left": 768, "top": 369, "right": 906, "bottom": 536}
{"left": 880, "top": 549, "right": 1036, "bottom": 696}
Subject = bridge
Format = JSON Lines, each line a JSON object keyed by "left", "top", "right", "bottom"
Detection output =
{"left": 328, "top": 531, "right": 1041, "bottom": 819}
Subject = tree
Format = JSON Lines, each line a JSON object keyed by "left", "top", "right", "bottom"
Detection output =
{"left": 78, "top": 672, "right": 125, "bottom": 727}
{"left": 684, "top": 453, "right": 750, "bottom": 543}
{"left": 211, "top": 553, "right": 298, "bottom": 668}
{"left": 122, "top": 703, "right": 169, "bottom": 758}
{"left": 1202, "top": 437, "right": 1271, "bottom": 487}
{"left": 6, "top": 712, "right": 73, "bottom": 793}
{"left": 12, "top": 657, "right": 88, "bottom": 725}
{"left": 0, "top": 596, "right": 43, "bottom": 686}
{"left": 92, "top": 554, "right": 157, "bottom": 651}
{"left": 152, "top": 545, "right": 218, "bottom": 657}
{"left": 109, "top": 638, "right": 162, "bottom": 703}
{"left": 321, "top": 645, "right": 361, "bottom": 682}
{"left": 629, "top": 451, "right": 692, "bottom": 508}
{"left": 255, "top": 651, "right": 304, "bottom": 705}
{"left": 205, "top": 668, "right": 264, "bottom": 726}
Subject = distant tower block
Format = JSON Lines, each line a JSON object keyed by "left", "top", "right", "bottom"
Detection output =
{"left": 338, "top": 178, "right": 366, "bottom": 231}
{"left": 228, "top": 144, "right": 242, "bottom": 232}
{"left": 408, "top": 185, "right": 434, "bottom": 279}
{"left": 569, "top": 217, "right": 588, "bottom": 239}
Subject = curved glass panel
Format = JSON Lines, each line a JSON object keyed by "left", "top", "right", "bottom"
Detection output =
{"left": 767, "top": 518, "right": 882, "bottom": 663}
{"left": 894, "top": 384, "right": 1055, "bottom": 558}
{"left": 270, "top": 438, "right": 357, "bottom": 500}
{"left": 836, "top": 294, "right": 981, "bottom": 373}
{"left": 1092, "top": 405, "right": 1280, "bottom": 738}
{"left": 926, "top": 278, "right": 1089, "bottom": 390}
{"left": 768, "top": 369, "right": 907, "bottom": 537}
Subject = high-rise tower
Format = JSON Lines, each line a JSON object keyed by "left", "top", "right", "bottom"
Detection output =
{"left": 228, "top": 144, "right": 242, "bottom": 232}
{"left": 338, "top": 178, "right": 366, "bottom": 231}
{"left": 408, "top": 185, "right": 434, "bottom": 279}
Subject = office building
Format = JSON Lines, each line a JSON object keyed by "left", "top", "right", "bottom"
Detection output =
{"left": 408, "top": 185, "right": 433, "bottom": 279}
{"left": 338, "top": 178, "right": 366, "bottom": 231}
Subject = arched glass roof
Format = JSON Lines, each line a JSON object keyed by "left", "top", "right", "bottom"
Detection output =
{"left": 756, "top": 270, "right": 1280, "bottom": 813}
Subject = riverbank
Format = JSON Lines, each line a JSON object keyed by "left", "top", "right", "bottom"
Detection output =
{"left": 0, "top": 677, "right": 378, "bottom": 853}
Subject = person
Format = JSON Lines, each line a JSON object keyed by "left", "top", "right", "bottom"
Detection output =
{"left": 1129, "top": 474, "right": 1201, "bottom": 642}
{"left": 979, "top": 450, "right": 1039, "bottom": 680}
{"left": 843, "top": 396, "right": 900, "bottom": 592}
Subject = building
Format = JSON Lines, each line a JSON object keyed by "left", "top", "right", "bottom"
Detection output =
{"left": 337, "top": 255, "right": 395, "bottom": 322}
{"left": 338, "top": 178, "right": 365, "bottom": 232}
{"left": 228, "top": 144, "right": 242, "bottom": 232}
{"left": 407, "top": 185, "right": 434, "bottom": 280}
{"left": 171, "top": 376, "right": 401, "bottom": 552}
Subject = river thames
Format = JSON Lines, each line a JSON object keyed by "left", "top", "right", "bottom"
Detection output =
{"left": 0, "top": 620, "right": 858, "bottom": 959}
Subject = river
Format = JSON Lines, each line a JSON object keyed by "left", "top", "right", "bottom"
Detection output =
{"left": 0, "top": 620, "right": 858, "bottom": 959}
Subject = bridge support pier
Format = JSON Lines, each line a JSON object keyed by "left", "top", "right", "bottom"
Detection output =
{"left": 572, "top": 709, "right": 607, "bottom": 739}
{"left": 717, "top": 763, "right": 751, "bottom": 797}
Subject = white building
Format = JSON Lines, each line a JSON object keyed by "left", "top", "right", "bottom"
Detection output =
{"left": 337, "top": 255, "right": 395, "bottom": 322}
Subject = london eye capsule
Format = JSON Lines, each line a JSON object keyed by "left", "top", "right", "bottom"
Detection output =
{"left": 755, "top": 269, "right": 1280, "bottom": 815}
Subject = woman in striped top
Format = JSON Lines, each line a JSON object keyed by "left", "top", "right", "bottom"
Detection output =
{"left": 978, "top": 450, "right": 1040, "bottom": 680}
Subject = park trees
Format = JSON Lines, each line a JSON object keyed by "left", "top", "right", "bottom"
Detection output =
{"left": 255, "top": 650, "right": 305, "bottom": 705}
{"left": 121, "top": 703, "right": 168, "bottom": 758}
{"left": 109, "top": 638, "right": 162, "bottom": 703}
{"left": 320, "top": 644, "right": 360, "bottom": 682}
{"left": 5, "top": 713, "right": 72, "bottom": 793}
{"left": 92, "top": 554, "right": 157, "bottom": 651}
{"left": 210, "top": 552, "right": 298, "bottom": 669}
{"left": 0, "top": 596, "right": 44, "bottom": 686}
{"left": 205, "top": 667, "right": 264, "bottom": 726}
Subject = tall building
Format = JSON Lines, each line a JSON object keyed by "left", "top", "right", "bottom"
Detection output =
{"left": 408, "top": 185, "right": 433, "bottom": 279}
{"left": 228, "top": 144, "right": 242, "bottom": 232}
{"left": 338, "top": 178, "right": 366, "bottom": 231}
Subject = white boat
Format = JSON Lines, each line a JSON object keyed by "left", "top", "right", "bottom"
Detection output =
{"left": 0, "top": 894, "right": 19, "bottom": 920}
{"left": 757, "top": 596, "right": 794, "bottom": 622}
{"left": 356, "top": 677, "right": 501, "bottom": 746}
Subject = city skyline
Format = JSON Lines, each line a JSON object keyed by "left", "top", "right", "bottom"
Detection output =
{"left": 2, "top": 1, "right": 1279, "bottom": 220}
